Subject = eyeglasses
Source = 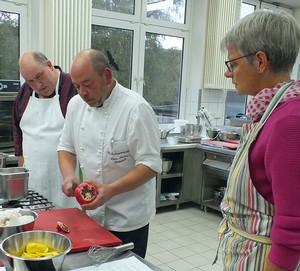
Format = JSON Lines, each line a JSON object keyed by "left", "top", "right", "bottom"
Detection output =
{"left": 225, "top": 52, "right": 257, "bottom": 72}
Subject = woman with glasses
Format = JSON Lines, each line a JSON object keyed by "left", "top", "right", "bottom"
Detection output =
{"left": 217, "top": 10, "right": 300, "bottom": 271}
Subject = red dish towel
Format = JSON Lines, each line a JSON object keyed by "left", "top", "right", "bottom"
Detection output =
{"left": 201, "top": 140, "right": 239, "bottom": 150}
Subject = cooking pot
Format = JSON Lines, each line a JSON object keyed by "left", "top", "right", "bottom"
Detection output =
{"left": 0, "top": 167, "right": 29, "bottom": 204}
{"left": 0, "top": 153, "right": 8, "bottom": 168}
{"left": 159, "top": 127, "right": 175, "bottom": 139}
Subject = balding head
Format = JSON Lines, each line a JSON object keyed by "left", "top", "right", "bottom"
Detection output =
{"left": 19, "top": 51, "right": 48, "bottom": 74}
{"left": 70, "top": 49, "right": 115, "bottom": 107}
{"left": 19, "top": 51, "right": 59, "bottom": 98}
{"left": 71, "top": 49, "right": 111, "bottom": 75}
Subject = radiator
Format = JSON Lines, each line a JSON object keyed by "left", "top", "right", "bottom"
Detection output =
{"left": 44, "top": 0, "right": 92, "bottom": 72}
{"left": 203, "top": 0, "right": 241, "bottom": 90}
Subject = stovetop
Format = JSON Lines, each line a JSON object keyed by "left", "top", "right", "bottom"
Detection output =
{"left": 0, "top": 190, "right": 55, "bottom": 210}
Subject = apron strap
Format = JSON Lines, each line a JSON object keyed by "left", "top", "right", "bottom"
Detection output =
{"left": 227, "top": 221, "right": 272, "bottom": 244}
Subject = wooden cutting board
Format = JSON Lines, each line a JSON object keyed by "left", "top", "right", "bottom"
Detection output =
{"left": 33, "top": 208, "right": 122, "bottom": 253}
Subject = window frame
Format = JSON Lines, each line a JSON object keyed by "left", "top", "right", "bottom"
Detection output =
{"left": 91, "top": 0, "right": 191, "bottom": 122}
{"left": 0, "top": 0, "right": 28, "bottom": 81}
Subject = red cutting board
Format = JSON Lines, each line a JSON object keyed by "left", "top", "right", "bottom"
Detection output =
{"left": 33, "top": 208, "right": 122, "bottom": 253}
{"left": 224, "top": 139, "right": 240, "bottom": 145}
{"left": 202, "top": 140, "right": 238, "bottom": 150}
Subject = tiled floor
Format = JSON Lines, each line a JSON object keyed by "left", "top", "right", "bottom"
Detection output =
{"left": 146, "top": 203, "right": 223, "bottom": 271}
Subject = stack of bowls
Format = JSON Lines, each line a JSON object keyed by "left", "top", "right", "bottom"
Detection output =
{"left": 162, "top": 159, "right": 172, "bottom": 174}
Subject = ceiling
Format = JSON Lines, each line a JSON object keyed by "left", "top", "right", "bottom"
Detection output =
{"left": 264, "top": 0, "right": 300, "bottom": 9}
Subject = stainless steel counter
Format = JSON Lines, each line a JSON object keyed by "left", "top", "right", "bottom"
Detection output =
{"left": 161, "top": 139, "right": 236, "bottom": 156}
{"left": 2, "top": 139, "right": 236, "bottom": 168}
{"left": 62, "top": 250, "right": 161, "bottom": 270}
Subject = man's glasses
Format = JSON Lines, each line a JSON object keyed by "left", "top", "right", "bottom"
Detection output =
{"left": 225, "top": 52, "right": 257, "bottom": 72}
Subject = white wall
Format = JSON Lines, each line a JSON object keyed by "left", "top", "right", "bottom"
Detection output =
{"left": 188, "top": 3, "right": 300, "bottom": 127}
{"left": 183, "top": 0, "right": 208, "bottom": 125}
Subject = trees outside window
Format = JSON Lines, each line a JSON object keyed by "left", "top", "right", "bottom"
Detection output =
{"left": 92, "top": 0, "right": 188, "bottom": 123}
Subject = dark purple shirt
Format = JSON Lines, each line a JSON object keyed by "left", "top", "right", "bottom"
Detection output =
{"left": 13, "top": 66, "right": 77, "bottom": 156}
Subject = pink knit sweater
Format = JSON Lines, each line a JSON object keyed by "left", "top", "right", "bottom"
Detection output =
{"left": 249, "top": 97, "right": 300, "bottom": 270}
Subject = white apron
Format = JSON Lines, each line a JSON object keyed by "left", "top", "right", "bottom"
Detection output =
{"left": 20, "top": 87, "right": 78, "bottom": 208}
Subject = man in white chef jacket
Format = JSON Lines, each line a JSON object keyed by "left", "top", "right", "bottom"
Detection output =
{"left": 58, "top": 49, "right": 162, "bottom": 258}
{"left": 13, "top": 51, "right": 78, "bottom": 208}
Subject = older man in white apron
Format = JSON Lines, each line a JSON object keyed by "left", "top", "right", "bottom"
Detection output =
{"left": 13, "top": 51, "right": 78, "bottom": 208}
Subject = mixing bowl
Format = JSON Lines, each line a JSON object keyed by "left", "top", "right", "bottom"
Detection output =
{"left": 180, "top": 124, "right": 202, "bottom": 137}
{"left": 206, "top": 127, "right": 220, "bottom": 139}
{"left": 0, "top": 209, "right": 38, "bottom": 242}
{"left": 0, "top": 230, "right": 72, "bottom": 271}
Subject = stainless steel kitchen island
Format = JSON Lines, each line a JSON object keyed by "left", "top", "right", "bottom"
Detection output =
{"left": 62, "top": 250, "right": 162, "bottom": 270}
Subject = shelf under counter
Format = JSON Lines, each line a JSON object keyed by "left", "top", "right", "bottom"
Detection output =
{"left": 201, "top": 199, "right": 222, "bottom": 212}
{"left": 160, "top": 172, "right": 183, "bottom": 179}
{"left": 158, "top": 198, "right": 182, "bottom": 209}
{"left": 158, "top": 138, "right": 236, "bottom": 210}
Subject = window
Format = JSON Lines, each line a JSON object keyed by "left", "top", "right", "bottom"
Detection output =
{"left": 143, "top": 33, "right": 184, "bottom": 122}
{"left": 0, "top": 10, "right": 20, "bottom": 80}
{"left": 225, "top": 91, "right": 247, "bottom": 119}
{"left": 92, "top": 0, "right": 189, "bottom": 123}
{"left": 146, "top": 0, "right": 186, "bottom": 23}
{"left": 240, "top": 2, "right": 256, "bottom": 17}
{"left": 0, "top": 1, "right": 27, "bottom": 82}
{"left": 92, "top": 0, "right": 135, "bottom": 15}
{"left": 91, "top": 25, "right": 133, "bottom": 88}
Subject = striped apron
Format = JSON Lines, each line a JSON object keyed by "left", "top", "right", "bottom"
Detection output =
{"left": 219, "top": 81, "right": 299, "bottom": 270}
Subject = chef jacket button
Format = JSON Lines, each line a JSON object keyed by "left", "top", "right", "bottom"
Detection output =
{"left": 87, "top": 108, "right": 91, "bottom": 112}
{"left": 97, "top": 169, "right": 101, "bottom": 173}
{"left": 81, "top": 127, "right": 84, "bottom": 130}
{"left": 80, "top": 147, "right": 84, "bottom": 151}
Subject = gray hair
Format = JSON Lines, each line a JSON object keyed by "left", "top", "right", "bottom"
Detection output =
{"left": 84, "top": 49, "right": 111, "bottom": 73}
{"left": 221, "top": 10, "right": 300, "bottom": 74}
{"left": 31, "top": 51, "right": 49, "bottom": 66}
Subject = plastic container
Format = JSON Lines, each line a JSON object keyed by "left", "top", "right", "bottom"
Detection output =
{"left": 167, "top": 136, "right": 178, "bottom": 145}
{"left": 173, "top": 119, "right": 188, "bottom": 133}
